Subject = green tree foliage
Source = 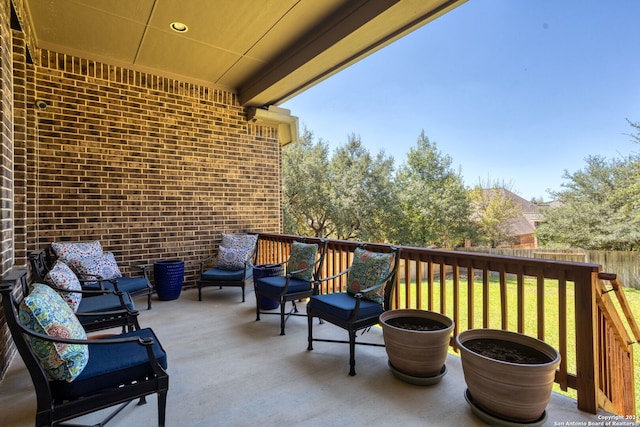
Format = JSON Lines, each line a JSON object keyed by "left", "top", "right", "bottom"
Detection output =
{"left": 328, "top": 134, "right": 400, "bottom": 241}
{"left": 536, "top": 121, "right": 640, "bottom": 250}
{"left": 282, "top": 128, "right": 333, "bottom": 237}
{"left": 469, "top": 181, "right": 522, "bottom": 248}
{"left": 283, "top": 129, "right": 399, "bottom": 242}
{"left": 394, "top": 131, "right": 472, "bottom": 248}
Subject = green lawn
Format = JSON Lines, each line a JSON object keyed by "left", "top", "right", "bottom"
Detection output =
{"left": 394, "top": 276, "right": 640, "bottom": 416}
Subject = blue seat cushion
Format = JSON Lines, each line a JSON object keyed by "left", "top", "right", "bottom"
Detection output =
{"left": 78, "top": 292, "right": 136, "bottom": 313}
{"left": 51, "top": 328, "right": 167, "bottom": 400}
{"left": 76, "top": 292, "right": 136, "bottom": 324}
{"left": 309, "top": 293, "right": 383, "bottom": 321}
{"left": 201, "top": 267, "right": 251, "bottom": 282}
{"left": 102, "top": 277, "right": 150, "bottom": 294}
{"left": 256, "top": 275, "right": 311, "bottom": 296}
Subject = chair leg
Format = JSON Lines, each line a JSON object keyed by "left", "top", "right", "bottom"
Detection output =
{"left": 147, "top": 292, "right": 152, "bottom": 310}
{"left": 198, "top": 285, "right": 202, "bottom": 301}
{"left": 255, "top": 293, "right": 261, "bottom": 321}
{"left": 241, "top": 285, "right": 245, "bottom": 302}
{"left": 349, "top": 330, "right": 357, "bottom": 376}
{"left": 279, "top": 300, "right": 286, "bottom": 335}
{"left": 158, "top": 390, "right": 168, "bottom": 427}
{"left": 307, "top": 312, "right": 314, "bottom": 350}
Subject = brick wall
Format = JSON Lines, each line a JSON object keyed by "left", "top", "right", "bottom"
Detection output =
{"left": 1, "top": 0, "right": 285, "bottom": 380}
{"left": 0, "top": 0, "right": 15, "bottom": 380}
{"left": 27, "top": 50, "right": 283, "bottom": 283}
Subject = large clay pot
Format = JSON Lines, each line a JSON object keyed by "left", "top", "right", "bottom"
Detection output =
{"left": 456, "top": 328, "right": 561, "bottom": 423}
{"left": 380, "top": 309, "right": 454, "bottom": 380}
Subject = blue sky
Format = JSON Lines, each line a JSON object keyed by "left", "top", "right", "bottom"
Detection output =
{"left": 281, "top": 0, "right": 640, "bottom": 201}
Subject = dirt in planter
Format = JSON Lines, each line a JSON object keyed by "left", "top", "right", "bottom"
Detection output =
{"left": 386, "top": 316, "right": 448, "bottom": 331}
{"left": 464, "top": 338, "right": 553, "bottom": 364}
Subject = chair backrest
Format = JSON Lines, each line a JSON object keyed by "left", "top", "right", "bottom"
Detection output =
{"left": 350, "top": 244, "right": 400, "bottom": 310}
{"left": 289, "top": 237, "right": 327, "bottom": 281}
{"left": 28, "top": 250, "right": 51, "bottom": 283}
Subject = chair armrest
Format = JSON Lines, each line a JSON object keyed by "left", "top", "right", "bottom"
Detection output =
{"left": 199, "top": 256, "right": 216, "bottom": 273}
{"left": 312, "top": 268, "right": 351, "bottom": 293}
{"left": 46, "top": 283, "right": 123, "bottom": 298}
{"left": 75, "top": 307, "right": 139, "bottom": 318}
{"left": 132, "top": 264, "right": 152, "bottom": 277}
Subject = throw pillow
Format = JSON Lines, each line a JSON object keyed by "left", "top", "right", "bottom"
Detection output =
{"left": 44, "top": 260, "right": 82, "bottom": 312}
{"left": 221, "top": 233, "right": 258, "bottom": 251}
{"left": 19, "top": 283, "right": 89, "bottom": 382}
{"left": 346, "top": 248, "right": 395, "bottom": 304}
{"left": 215, "top": 246, "right": 252, "bottom": 270}
{"left": 286, "top": 241, "right": 318, "bottom": 281}
{"left": 75, "top": 252, "right": 122, "bottom": 280}
{"left": 52, "top": 240, "right": 103, "bottom": 271}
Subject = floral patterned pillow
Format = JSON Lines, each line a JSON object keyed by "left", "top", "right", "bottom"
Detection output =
{"left": 52, "top": 240, "right": 103, "bottom": 271}
{"left": 346, "top": 248, "right": 395, "bottom": 304}
{"left": 75, "top": 252, "right": 122, "bottom": 280}
{"left": 215, "top": 246, "right": 252, "bottom": 270}
{"left": 19, "top": 283, "right": 88, "bottom": 382}
{"left": 221, "top": 234, "right": 258, "bottom": 251}
{"left": 286, "top": 241, "right": 318, "bottom": 281}
{"left": 44, "top": 260, "right": 82, "bottom": 312}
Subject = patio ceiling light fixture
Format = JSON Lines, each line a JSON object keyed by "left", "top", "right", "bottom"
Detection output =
{"left": 170, "top": 22, "right": 188, "bottom": 33}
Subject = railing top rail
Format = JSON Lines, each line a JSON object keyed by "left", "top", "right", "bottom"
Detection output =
{"left": 258, "top": 234, "right": 602, "bottom": 275}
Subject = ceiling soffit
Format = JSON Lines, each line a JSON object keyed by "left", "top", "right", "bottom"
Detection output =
{"left": 21, "top": 0, "right": 467, "bottom": 107}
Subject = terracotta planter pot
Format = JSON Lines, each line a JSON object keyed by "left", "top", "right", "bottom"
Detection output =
{"left": 380, "top": 309, "right": 454, "bottom": 380}
{"left": 456, "top": 329, "right": 561, "bottom": 423}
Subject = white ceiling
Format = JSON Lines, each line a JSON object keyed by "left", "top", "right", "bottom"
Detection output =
{"left": 21, "top": 0, "right": 467, "bottom": 107}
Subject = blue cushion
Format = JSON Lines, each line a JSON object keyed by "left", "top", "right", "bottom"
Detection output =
{"left": 201, "top": 267, "right": 251, "bottom": 282}
{"left": 309, "top": 293, "right": 383, "bottom": 321}
{"left": 256, "top": 275, "right": 311, "bottom": 296}
{"left": 101, "top": 277, "right": 149, "bottom": 294}
{"left": 76, "top": 293, "right": 136, "bottom": 325}
{"left": 50, "top": 328, "right": 167, "bottom": 400}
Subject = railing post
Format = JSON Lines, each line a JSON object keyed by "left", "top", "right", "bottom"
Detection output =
{"left": 574, "top": 269, "right": 600, "bottom": 414}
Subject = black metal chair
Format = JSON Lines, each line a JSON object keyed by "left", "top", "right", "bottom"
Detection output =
{"left": 0, "top": 269, "right": 169, "bottom": 427}
{"left": 32, "top": 246, "right": 154, "bottom": 310}
{"left": 254, "top": 238, "right": 327, "bottom": 335}
{"left": 307, "top": 244, "right": 400, "bottom": 375}
{"left": 198, "top": 234, "right": 259, "bottom": 302}
{"left": 29, "top": 250, "right": 141, "bottom": 333}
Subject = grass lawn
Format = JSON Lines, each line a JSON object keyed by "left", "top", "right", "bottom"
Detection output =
{"left": 394, "top": 276, "right": 640, "bottom": 416}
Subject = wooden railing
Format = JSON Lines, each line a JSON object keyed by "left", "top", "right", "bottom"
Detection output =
{"left": 596, "top": 273, "right": 640, "bottom": 416}
{"left": 257, "top": 233, "right": 638, "bottom": 416}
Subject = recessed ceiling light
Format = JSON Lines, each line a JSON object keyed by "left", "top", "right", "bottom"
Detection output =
{"left": 170, "top": 22, "right": 188, "bottom": 33}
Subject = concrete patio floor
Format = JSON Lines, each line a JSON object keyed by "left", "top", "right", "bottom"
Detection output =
{"left": 0, "top": 286, "right": 621, "bottom": 427}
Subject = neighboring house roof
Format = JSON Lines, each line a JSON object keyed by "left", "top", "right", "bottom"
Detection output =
{"left": 484, "top": 188, "right": 543, "bottom": 237}
{"left": 18, "top": 0, "right": 468, "bottom": 108}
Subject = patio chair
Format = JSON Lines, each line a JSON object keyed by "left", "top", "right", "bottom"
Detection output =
{"left": 198, "top": 233, "right": 259, "bottom": 302}
{"left": 254, "top": 238, "right": 327, "bottom": 335}
{"left": 0, "top": 269, "right": 169, "bottom": 427}
{"left": 29, "top": 251, "right": 141, "bottom": 333}
{"left": 41, "top": 241, "right": 154, "bottom": 309}
{"left": 307, "top": 244, "right": 400, "bottom": 376}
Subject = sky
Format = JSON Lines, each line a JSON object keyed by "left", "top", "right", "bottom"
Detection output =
{"left": 281, "top": 0, "right": 640, "bottom": 202}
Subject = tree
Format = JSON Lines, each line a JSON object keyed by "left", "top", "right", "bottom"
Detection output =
{"left": 536, "top": 153, "right": 640, "bottom": 250}
{"left": 394, "top": 131, "right": 472, "bottom": 248}
{"left": 282, "top": 128, "right": 333, "bottom": 237}
{"left": 283, "top": 129, "right": 399, "bottom": 242}
{"left": 469, "top": 180, "right": 522, "bottom": 248}
{"left": 328, "top": 134, "right": 399, "bottom": 242}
